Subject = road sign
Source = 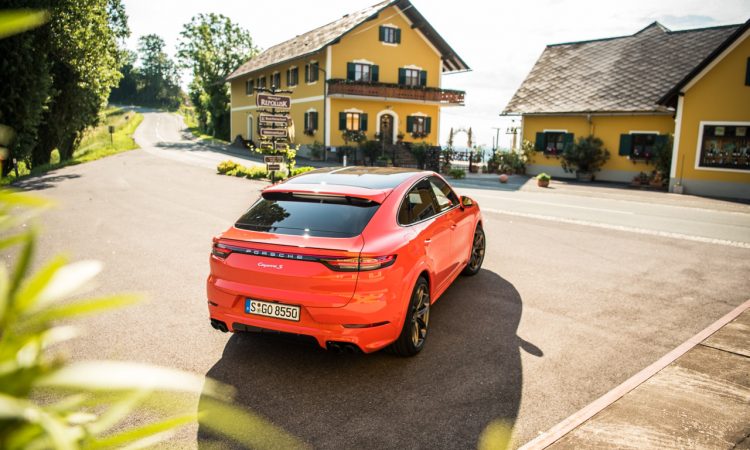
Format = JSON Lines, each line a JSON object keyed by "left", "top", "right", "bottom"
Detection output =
{"left": 259, "top": 113, "right": 289, "bottom": 126}
{"left": 264, "top": 155, "right": 284, "bottom": 164}
{"left": 256, "top": 93, "right": 291, "bottom": 109}
{"left": 259, "top": 127, "right": 288, "bottom": 138}
{"left": 273, "top": 142, "right": 289, "bottom": 151}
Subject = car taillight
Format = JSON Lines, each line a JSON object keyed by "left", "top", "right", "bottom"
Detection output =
{"left": 320, "top": 255, "right": 396, "bottom": 272}
{"left": 212, "top": 242, "right": 232, "bottom": 259}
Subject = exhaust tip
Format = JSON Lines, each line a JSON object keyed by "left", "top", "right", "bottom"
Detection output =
{"left": 326, "top": 341, "right": 361, "bottom": 355}
{"left": 210, "top": 319, "right": 228, "bottom": 333}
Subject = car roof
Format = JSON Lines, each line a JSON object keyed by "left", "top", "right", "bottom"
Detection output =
{"left": 284, "top": 166, "right": 430, "bottom": 190}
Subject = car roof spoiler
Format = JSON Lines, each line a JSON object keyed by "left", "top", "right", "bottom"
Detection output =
{"left": 262, "top": 183, "right": 390, "bottom": 204}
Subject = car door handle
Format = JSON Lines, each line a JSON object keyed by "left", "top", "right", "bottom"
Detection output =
{"left": 450, "top": 224, "right": 457, "bottom": 230}
{"left": 424, "top": 239, "right": 431, "bottom": 246}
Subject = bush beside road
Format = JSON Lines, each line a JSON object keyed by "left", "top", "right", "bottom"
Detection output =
{"left": 2, "top": 107, "right": 143, "bottom": 186}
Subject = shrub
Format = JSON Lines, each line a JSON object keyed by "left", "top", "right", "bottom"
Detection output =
{"left": 217, "top": 160, "right": 238, "bottom": 174}
{"left": 449, "top": 168, "right": 465, "bottom": 179}
{"left": 360, "top": 140, "right": 381, "bottom": 165}
{"left": 561, "top": 135, "right": 610, "bottom": 174}
{"left": 290, "top": 166, "right": 315, "bottom": 177}
{"left": 309, "top": 141, "right": 324, "bottom": 160}
{"left": 652, "top": 135, "right": 673, "bottom": 178}
{"left": 410, "top": 142, "right": 431, "bottom": 169}
{"left": 536, "top": 173, "right": 551, "bottom": 182}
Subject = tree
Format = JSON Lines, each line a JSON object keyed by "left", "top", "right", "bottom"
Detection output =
{"left": 137, "top": 34, "right": 181, "bottom": 108}
{"left": 0, "top": 4, "right": 52, "bottom": 175}
{"left": 177, "top": 14, "right": 257, "bottom": 140}
{"left": 33, "top": 0, "right": 129, "bottom": 166}
{"left": 108, "top": 49, "right": 139, "bottom": 105}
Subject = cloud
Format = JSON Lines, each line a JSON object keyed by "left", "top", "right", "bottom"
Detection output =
{"left": 655, "top": 14, "right": 718, "bottom": 29}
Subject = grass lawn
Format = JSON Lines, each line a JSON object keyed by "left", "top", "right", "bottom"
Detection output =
{"left": 2, "top": 107, "right": 143, "bottom": 186}
{"left": 178, "top": 106, "right": 230, "bottom": 147}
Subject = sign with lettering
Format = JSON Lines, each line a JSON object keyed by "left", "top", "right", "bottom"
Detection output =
{"left": 259, "top": 127, "right": 288, "bottom": 138}
{"left": 259, "top": 114, "right": 289, "bottom": 126}
{"left": 256, "top": 94, "right": 291, "bottom": 109}
{"left": 264, "top": 155, "right": 284, "bottom": 164}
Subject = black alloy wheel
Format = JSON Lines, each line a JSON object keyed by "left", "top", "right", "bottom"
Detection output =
{"left": 462, "top": 225, "right": 485, "bottom": 276}
{"left": 390, "top": 277, "right": 430, "bottom": 356}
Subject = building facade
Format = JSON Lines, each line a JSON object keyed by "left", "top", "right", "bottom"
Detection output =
{"left": 227, "top": 0, "right": 468, "bottom": 156}
{"left": 659, "top": 21, "right": 750, "bottom": 199}
{"left": 504, "top": 21, "right": 750, "bottom": 199}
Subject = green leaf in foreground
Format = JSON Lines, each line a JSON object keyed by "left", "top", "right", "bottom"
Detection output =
{"left": 0, "top": 10, "right": 49, "bottom": 39}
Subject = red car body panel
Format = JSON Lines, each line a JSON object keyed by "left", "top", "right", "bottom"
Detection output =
{"left": 207, "top": 168, "right": 482, "bottom": 353}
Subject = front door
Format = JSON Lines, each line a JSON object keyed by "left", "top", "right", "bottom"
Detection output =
{"left": 380, "top": 114, "right": 393, "bottom": 145}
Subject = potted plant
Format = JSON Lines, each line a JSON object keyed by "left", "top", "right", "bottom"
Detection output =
{"left": 560, "top": 135, "right": 610, "bottom": 182}
{"left": 536, "top": 173, "right": 551, "bottom": 187}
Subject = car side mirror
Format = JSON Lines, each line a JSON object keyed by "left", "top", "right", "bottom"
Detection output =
{"left": 460, "top": 196, "right": 474, "bottom": 208}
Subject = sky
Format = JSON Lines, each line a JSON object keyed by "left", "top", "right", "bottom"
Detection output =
{"left": 121, "top": 0, "right": 749, "bottom": 148}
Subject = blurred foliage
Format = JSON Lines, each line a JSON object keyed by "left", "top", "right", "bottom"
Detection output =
{"left": 0, "top": 190, "right": 306, "bottom": 448}
{"left": 177, "top": 14, "right": 258, "bottom": 140}
{"left": 652, "top": 134, "right": 673, "bottom": 178}
{"left": 0, "top": 10, "right": 48, "bottom": 39}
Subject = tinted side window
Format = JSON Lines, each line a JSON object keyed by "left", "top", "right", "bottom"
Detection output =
{"left": 398, "top": 180, "right": 438, "bottom": 225}
{"left": 428, "top": 176, "right": 458, "bottom": 212}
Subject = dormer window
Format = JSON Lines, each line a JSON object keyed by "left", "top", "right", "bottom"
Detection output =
{"left": 379, "top": 25, "right": 401, "bottom": 44}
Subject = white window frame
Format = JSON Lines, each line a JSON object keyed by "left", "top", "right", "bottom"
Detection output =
{"left": 694, "top": 121, "right": 750, "bottom": 173}
{"left": 381, "top": 25, "right": 399, "bottom": 46}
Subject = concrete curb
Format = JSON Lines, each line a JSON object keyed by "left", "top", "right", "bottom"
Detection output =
{"left": 519, "top": 298, "right": 750, "bottom": 450}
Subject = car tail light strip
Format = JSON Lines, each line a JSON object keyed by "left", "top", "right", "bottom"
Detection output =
{"left": 212, "top": 242, "right": 396, "bottom": 272}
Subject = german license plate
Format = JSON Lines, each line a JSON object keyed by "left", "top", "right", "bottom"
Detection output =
{"left": 245, "top": 298, "right": 300, "bottom": 322}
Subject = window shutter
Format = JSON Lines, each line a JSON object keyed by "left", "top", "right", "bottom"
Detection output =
{"left": 407, "top": 116, "right": 415, "bottom": 133}
{"left": 534, "top": 132, "right": 545, "bottom": 151}
{"left": 395, "top": 28, "right": 401, "bottom": 43}
{"left": 563, "top": 133, "right": 574, "bottom": 150}
{"left": 360, "top": 113, "right": 368, "bottom": 131}
{"left": 746, "top": 57, "right": 750, "bottom": 86}
{"left": 619, "top": 134, "right": 633, "bottom": 156}
{"left": 379, "top": 26, "right": 385, "bottom": 42}
{"left": 286, "top": 69, "right": 290, "bottom": 86}
{"left": 313, "top": 112, "right": 319, "bottom": 130}
{"left": 425, "top": 117, "right": 432, "bottom": 134}
{"left": 420, "top": 71, "right": 427, "bottom": 87}
{"left": 304, "top": 112, "right": 309, "bottom": 130}
{"left": 339, "top": 112, "right": 347, "bottom": 130}
{"left": 398, "top": 68, "right": 406, "bottom": 85}
{"left": 305, "top": 64, "right": 310, "bottom": 83}
{"left": 347, "top": 63, "right": 355, "bottom": 81}
{"left": 371, "top": 65, "right": 379, "bottom": 82}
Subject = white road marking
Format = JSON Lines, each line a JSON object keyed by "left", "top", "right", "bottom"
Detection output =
{"left": 472, "top": 193, "right": 635, "bottom": 215}
{"left": 482, "top": 207, "right": 750, "bottom": 249}
{"left": 519, "top": 298, "right": 750, "bottom": 449}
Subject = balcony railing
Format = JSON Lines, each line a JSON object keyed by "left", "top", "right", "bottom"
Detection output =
{"left": 326, "top": 79, "right": 465, "bottom": 105}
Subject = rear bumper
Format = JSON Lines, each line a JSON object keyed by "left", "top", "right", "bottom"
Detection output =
{"left": 207, "top": 276, "right": 406, "bottom": 353}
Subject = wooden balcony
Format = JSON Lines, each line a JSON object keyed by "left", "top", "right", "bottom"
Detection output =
{"left": 326, "top": 79, "right": 465, "bottom": 105}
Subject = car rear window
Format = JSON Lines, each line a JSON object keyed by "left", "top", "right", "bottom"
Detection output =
{"left": 234, "top": 192, "right": 380, "bottom": 238}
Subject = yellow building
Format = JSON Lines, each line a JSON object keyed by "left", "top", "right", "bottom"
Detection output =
{"left": 226, "top": 0, "right": 468, "bottom": 160}
{"left": 658, "top": 19, "right": 750, "bottom": 199}
{"left": 504, "top": 21, "right": 750, "bottom": 199}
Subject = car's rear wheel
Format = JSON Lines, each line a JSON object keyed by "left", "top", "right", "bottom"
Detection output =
{"left": 390, "top": 277, "right": 430, "bottom": 356}
{"left": 462, "top": 225, "right": 485, "bottom": 276}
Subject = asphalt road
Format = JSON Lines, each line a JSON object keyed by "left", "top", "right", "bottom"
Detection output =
{"left": 13, "top": 111, "right": 750, "bottom": 449}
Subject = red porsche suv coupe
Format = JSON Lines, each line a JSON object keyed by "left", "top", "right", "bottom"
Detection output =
{"left": 207, "top": 167, "right": 485, "bottom": 356}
